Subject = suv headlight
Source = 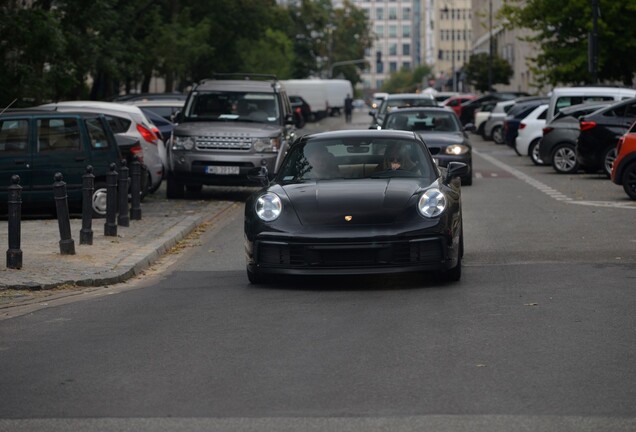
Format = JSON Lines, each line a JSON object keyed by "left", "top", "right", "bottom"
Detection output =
{"left": 173, "top": 136, "right": 195, "bottom": 150}
{"left": 253, "top": 137, "right": 281, "bottom": 153}
{"left": 418, "top": 188, "right": 447, "bottom": 218}
{"left": 255, "top": 193, "right": 282, "bottom": 221}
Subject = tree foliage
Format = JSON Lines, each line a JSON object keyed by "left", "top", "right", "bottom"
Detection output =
{"left": 0, "top": 0, "right": 372, "bottom": 106}
{"left": 464, "top": 53, "right": 513, "bottom": 92}
{"left": 381, "top": 65, "right": 433, "bottom": 93}
{"left": 498, "top": 0, "right": 636, "bottom": 86}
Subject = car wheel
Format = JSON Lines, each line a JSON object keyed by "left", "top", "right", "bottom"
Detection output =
{"left": 166, "top": 171, "right": 184, "bottom": 199}
{"left": 186, "top": 184, "right": 203, "bottom": 193}
{"left": 602, "top": 146, "right": 617, "bottom": 178}
{"left": 91, "top": 181, "right": 108, "bottom": 218}
{"left": 492, "top": 126, "right": 504, "bottom": 144}
{"left": 621, "top": 162, "right": 636, "bottom": 199}
{"left": 552, "top": 143, "right": 578, "bottom": 174}
{"left": 529, "top": 139, "right": 545, "bottom": 165}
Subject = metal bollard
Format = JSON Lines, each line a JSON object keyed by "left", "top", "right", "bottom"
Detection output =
{"left": 117, "top": 159, "right": 130, "bottom": 227}
{"left": 129, "top": 156, "right": 142, "bottom": 220}
{"left": 80, "top": 166, "right": 94, "bottom": 245}
{"left": 6, "top": 175, "right": 23, "bottom": 269}
{"left": 104, "top": 163, "right": 118, "bottom": 237}
{"left": 53, "top": 172, "right": 76, "bottom": 255}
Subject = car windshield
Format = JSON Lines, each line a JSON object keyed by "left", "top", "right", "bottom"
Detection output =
{"left": 384, "top": 110, "right": 461, "bottom": 133}
{"left": 278, "top": 137, "right": 433, "bottom": 183}
{"left": 183, "top": 91, "right": 280, "bottom": 124}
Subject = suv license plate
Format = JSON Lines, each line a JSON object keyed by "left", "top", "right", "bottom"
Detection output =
{"left": 206, "top": 166, "right": 239, "bottom": 175}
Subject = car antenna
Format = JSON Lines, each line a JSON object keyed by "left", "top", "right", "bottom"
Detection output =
{"left": 0, "top": 98, "right": 17, "bottom": 115}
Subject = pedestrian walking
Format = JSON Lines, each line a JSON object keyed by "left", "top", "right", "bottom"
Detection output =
{"left": 344, "top": 94, "right": 353, "bottom": 123}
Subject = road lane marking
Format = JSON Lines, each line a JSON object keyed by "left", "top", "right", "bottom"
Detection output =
{"left": 473, "top": 149, "right": 636, "bottom": 210}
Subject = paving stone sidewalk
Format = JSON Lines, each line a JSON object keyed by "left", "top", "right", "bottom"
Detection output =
{"left": 0, "top": 197, "right": 235, "bottom": 293}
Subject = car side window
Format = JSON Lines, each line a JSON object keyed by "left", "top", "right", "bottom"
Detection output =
{"left": 37, "top": 118, "right": 81, "bottom": 152}
{"left": 104, "top": 115, "right": 131, "bottom": 134}
{"left": 85, "top": 117, "right": 111, "bottom": 149}
{"left": 0, "top": 119, "right": 29, "bottom": 153}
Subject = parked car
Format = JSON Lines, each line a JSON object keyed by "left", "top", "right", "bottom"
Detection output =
{"left": 289, "top": 95, "right": 312, "bottom": 123}
{"left": 483, "top": 99, "right": 517, "bottom": 143}
{"left": 611, "top": 122, "right": 636, "bottom": 199}
{"left": 1, "top": 109, "right": 125, "bottom": 216}
{"left": 459, "top": 92, "right": 529, "bottom": 126}
{"left": 502, "top": 98, "right": 550, "bottom": 148}
{"left": 141, "top": 108, "right": 174, "bottom": 143}
{"left": 167, "top": 74, "right": 299, "bottom": 198}
{"left": 244, "top": 129, "right": 468, "bottom": 284}
{"left": 39, "top": 101, "right": 165, "bottom": 193}
{"left": 474, "top": 101, "right": 497, "bottom": 138}
{"left": 379, "top": 107, "right": 473, "bottom": 185}
{"left": 443, "top": 94, "right": 476, "bottom": 118}
{"left": 514, "top": 103, "right": 548, "bottom": 165}
{"left": 576, "top": 97, "right": 636, "bottom": 176}
{"left": 545, "top": 86, "right": 636, "bottom": 124}
{"left": 369, "top": 93, "right": 438, "bottom": 128}
{"left": 110, "top": 92, "right": 187, "bottom": 103}
{"left": 539, "top": 102, "right": 611, "bottom": 174}
{"left": 126, "top": 99, "right": 185, "bottom": 122}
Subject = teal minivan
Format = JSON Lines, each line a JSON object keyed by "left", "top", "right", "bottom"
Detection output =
{"left": 0, "top": 109, "right": 124, "bottom": 216}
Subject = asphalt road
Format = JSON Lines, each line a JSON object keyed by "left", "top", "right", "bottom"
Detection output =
{"left": 1, "top": 112, "right": 635, "bottom": 432}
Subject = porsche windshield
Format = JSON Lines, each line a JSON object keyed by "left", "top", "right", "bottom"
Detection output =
{"left": 183, "top": 91, "right": 280, "bottom": 124}
{"left": 278, "top": 137, "right": 435, "bottom": 183}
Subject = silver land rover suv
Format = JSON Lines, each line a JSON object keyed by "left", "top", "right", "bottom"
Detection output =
{"left": 166, "top": 74, "right": 299, "bottom": 198}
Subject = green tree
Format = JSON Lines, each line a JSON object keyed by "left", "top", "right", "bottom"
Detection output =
{"left": 236, "top": 29, "right": 295, "bottom": 79}
{"left": 464, "top": 53, "right": 513, "bottom": 92}
{"left": 382, "top": 65, "right": 433, "bottom": 93}
{"left": 499, "top": 0, "right": 636, "bottom": 86}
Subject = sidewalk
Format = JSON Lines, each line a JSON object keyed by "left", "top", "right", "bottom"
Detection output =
{"left": 0, "top": 193, "right": 236, "bottom": 294}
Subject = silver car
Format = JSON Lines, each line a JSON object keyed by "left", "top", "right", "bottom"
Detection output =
{"left": 39, "top": 101, "right": 165, "bottom": 193}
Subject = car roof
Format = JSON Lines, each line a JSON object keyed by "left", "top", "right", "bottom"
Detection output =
{"left": 300, "top": 129, "right": 418, "bottom": 142}
{"left": 194, "top": 78, "right": 279, "bottom": 93}
{"left": 40, "top": 101, "right": 144, "bottom": 115}
{"left": 384, "top": 107, "right": 451, "bottom": 115}
{"left": 125, "top": 100, "right": 184, "bottom": 108}
{"left": 1, "top": 108, "right": 103, "bottom": 119}
{"left": 386, "top": 93, "right": 435, "bottom": 99}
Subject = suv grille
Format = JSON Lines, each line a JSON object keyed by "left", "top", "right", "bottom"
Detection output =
{"left": 195, "top": 134, "right": 252, "bottom": 151}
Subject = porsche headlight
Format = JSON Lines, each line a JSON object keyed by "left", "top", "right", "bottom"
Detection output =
{"left": 445, "top": 144, "right": 469, "bottom": 155}
{"left": 418, "top": 188, "right": 447, "bottom": 218}
{"left": 253, "top": 137, "right": 281, "bottom": 153}
{"left": 173, "top": 135, "right": 195, "bottom": 150}
{"left": 255, "top": 193, "right": 282, "bottom": 222}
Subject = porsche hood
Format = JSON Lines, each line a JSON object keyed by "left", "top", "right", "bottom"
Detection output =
{"left": 280, "top": 179, "right": 427, "bottom": 225}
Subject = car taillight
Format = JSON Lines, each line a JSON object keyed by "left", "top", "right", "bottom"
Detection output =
{"left": 543, "top": 126, "right": 554, "bottom": 135}
{"left": 137, "top": 123, "right": 158, "bottom": 144}
{"left": 151, "top": 126, "right": 164, "bottom": 141}
{"left": 580, "top": 121, "right": 597, "bottom": 132}
{"left": 130, "top": 144, "right": 144, "bottom": 163}
{"left": 519, "top": 122, "right": 526, "bottom": 130}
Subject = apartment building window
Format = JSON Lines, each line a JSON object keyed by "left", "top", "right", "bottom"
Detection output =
{"left": 403, "top": 24, "right": 411, "bottom": 38}
{"left": 377, "top": 62, "right": 384, "bottom": 74}
{"left": 390, "top": 62, "right": 397, "bottom": 72}
{"left": 376, "top": 24, "right": 384, "bottom": 38}
{"left": 389, "top": 43, "right": 397, "bottom": 55}
{"left": 403, "top": 62, "right": 411, "bottom": 70}
{"left": 376, "top": 7, "right": 384, "bottom": 20}
{"left": 403, "top": 43, "right": 411, "bottom": 56}
{"left": 389, "top": 7, "right": 397, "bottom": 20}
{"left": 389, "top": 25, "right": 397, "bottom": 37}
{"left": 402, "top": 7, "right": 411, "bottom": 20}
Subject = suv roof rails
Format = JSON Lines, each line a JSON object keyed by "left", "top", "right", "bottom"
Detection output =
{"left": 200, "top": 73, "right": 278, "bottom": 84}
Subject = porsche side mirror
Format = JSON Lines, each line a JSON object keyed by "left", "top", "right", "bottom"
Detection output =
{"left": 247, "top": 166, "right": 270, "bottom": 187}
{"left": 444, "top": 161, "right": 468, "bottom": 183}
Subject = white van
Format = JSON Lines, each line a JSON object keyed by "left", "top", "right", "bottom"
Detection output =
{"left": 546, "top": 86, "right": 636, "bottom": 123}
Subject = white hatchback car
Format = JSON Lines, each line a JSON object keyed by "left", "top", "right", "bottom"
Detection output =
{"left": 515, "top": 103, "right": 549, "bottom": 165}
{"left": 39, "top": 101, "right": 164, "bottom": 192}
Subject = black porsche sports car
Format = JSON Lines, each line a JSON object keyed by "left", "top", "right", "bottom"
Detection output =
{"left": 244, "top": 129, "right": 468, "bottom": 284}
{"left": 379, "top": 107, "right": 473, "bottom": 185}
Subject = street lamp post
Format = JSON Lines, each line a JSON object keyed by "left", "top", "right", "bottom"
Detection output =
{"left": 442, "top": 3, "right": 456, "bottom": 92}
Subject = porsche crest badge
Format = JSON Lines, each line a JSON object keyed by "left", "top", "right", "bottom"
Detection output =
{"left": 344, "top": 215, "right": 353, "bottom": 222}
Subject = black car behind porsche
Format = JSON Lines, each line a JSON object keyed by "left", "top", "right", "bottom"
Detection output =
{"left": 244, "top": 129, "right": 468, "bottom": 284}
